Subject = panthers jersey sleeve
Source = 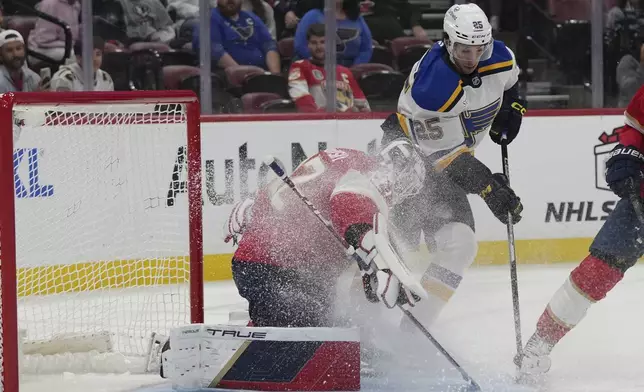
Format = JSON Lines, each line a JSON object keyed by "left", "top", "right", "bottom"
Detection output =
{"left": 397, "top": 43, "right": 471, "bottom": 170}
{"left": 288, "top": 60, "right": 321, "bottom": 112}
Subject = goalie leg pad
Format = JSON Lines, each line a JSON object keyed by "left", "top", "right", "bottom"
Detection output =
{"left": 164, "top": 324, "right": 360, "bottom": 391}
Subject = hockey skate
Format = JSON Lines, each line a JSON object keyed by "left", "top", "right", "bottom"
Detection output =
{"left": 514, "top": 333, "right": 554, "bottom": 383}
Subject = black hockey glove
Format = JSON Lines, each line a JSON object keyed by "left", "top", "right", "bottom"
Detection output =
{"left": 480, "top": 173, "right": 523, "bottom": 224}
{"left": 605, "top": 144, "right": 644, "bottom": 198}
{"left": 489, "top": 96, "right": 527, "bottom": 145}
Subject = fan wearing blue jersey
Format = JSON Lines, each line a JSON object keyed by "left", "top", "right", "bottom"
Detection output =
{"left": 382, "top": 3, "right": 527, "bottom": 330}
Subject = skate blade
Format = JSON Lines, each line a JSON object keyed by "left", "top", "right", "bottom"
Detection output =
{"left": 514, "top": 368, "right": 547, "bottom": 386}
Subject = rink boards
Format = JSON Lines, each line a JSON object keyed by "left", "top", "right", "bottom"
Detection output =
{"left": 12, "top": 110, "right": 628, "bottom": 287}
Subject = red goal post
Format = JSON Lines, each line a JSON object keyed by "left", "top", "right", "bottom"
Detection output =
{"left": 0, "top": 91, "right": 203, "bottom": 392}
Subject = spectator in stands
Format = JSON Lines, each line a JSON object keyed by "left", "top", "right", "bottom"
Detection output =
{"left": 273, "top": 0, "right": 318, "bottom": 38}
{"left": 193, "top": 0, "right": 280, "bottom": 73}
{"left": 361, "top": 0, "right": 426, "bottom": 43}
{"left": 294, "top": 0, "right": 373, "bottom": 67}
{"left": 616, "top": 40, "right": 644, "bottom": 106}
{"left": 49, "top": 36, "right": 114, "bottom": 92}
{"left": 0, "top": 30, "right": 42, "bottom": 93}
{"left": 116, "top": 0, "right": 176, "bottom": 44}
{"left": 606, "top": 0, "right": 642, "bottom": 31}
{"left": 27, "top": 0, "right": 80, "bottom": 65}
{"left": 168, "top": 0, "right": 275, "bottom": 40}
{"left": 288, "top": 24, "right": 370, "bottom": 112}
{"left": 244, "top": 0, "right": 277, "bottom": 39}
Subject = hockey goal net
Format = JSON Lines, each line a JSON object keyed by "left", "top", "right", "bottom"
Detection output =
{"left": 0, "top": 91, "right": 203, "bottom": 391}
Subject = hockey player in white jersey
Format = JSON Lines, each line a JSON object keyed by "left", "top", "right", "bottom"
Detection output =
{"left": 383, "top": 3, "right": 527, "bottom": 329}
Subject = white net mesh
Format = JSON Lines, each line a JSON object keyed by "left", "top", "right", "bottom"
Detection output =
{"left": 3, "top": 101, "right": 197, "bottom": 383}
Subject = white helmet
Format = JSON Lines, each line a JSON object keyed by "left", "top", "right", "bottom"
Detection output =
{"left": 443, "top": 3, "right": 493, "bottom": 65}
{"left": 371, "top": 139, "right": 426, "bottom": 206}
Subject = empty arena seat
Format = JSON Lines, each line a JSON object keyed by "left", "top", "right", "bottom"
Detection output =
{"left": 350, "top": 63, "right": 406, "bottom": 99}
{"left": 6, "top": 16, "right": 37, "bottom": 42}
{"left": 241, "top": 92, "right": 282, "bottom": 112}
{"left": 242, "top": 73, "right": 289, "bottom": 98}
{"left": 261, "top": 99, "right": 297, "bottom": 113}
{"left": 390, "top": 36, "right": 432, "bottom": 74}
{"left": 350, "top": 63, "right": 395, "bottom": 78}
{"left": 225, "top": 65, "right": 266, "bottom": 88}
{"left": 370, "top": 44, "right": 394, "bottom": 66}
{"left": 162, "top": 65, "right": 201, "bottom": 89}
{"left": 278, "top": 37, "right": 295, "bottom": 73}
{"left": 129, "top": 42, "right": 172, "bottom": 53}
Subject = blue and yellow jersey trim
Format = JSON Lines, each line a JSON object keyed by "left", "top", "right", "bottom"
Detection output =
{"left": 410, "top": 43, "right": 465, "bottom": 113}
{"left": 432, "top": 144, "right": 474, "bottom": 172}
{"left": 478, "top": 40, "right": 514, "bottom": 77}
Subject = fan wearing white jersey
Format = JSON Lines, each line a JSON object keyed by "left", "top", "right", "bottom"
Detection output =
{"left": 383, "top": 3, "right": 526, "bottom": 329}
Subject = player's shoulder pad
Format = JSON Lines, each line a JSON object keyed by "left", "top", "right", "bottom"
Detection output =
{"left": 410, "top": 42, "right": 464, "bottom": 113}
{"left": 477, "top": 40, "right": 515, "bottom": 77}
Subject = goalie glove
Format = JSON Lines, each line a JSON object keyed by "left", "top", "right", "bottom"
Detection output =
{"left": 223, "top": 198, "right": 254, "bottom": 244}
{"left": 352, "top": 213, "right": 427, "bottom": 308}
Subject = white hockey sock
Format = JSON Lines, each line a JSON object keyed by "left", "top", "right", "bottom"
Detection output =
{"left": 402, "top": 223, "right": 477, "bottom": 329}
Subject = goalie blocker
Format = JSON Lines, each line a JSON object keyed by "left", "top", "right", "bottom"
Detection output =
{"left": 161, "top": 324, "right": 360, "bottom": 391}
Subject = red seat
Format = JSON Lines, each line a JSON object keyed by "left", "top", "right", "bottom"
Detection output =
{"left": 162, "top": 65, "right": 201, "bottom": 90}
{"left": 370, "top": 44, "right": 393, "bottom": 66}
{"left": 6, "top": 16, "right": 38, "bottom": 42}
{"left": 241, "top": 92, "right": 282, "bottom": 113}
{"left": 350, "top": 63, "right": 406, "bottom": 99}
{"left": 549, "top": 0, "right": 591, "bottom": 23}
{"left": 350, "top": 63, "right": 395, "bottom": 79}
{"left": 390, "top": 37, "right": 432, "bottom": 74}
{"left": 104, "top": 41, "right": 124, "bottom": 53}
{"left": 277, "top": 37, "right": 295, "bottom": 59}
{"left": 129, "top": 42, "right": 172, "bottom": 53}
{"left": 225, "top": 65, "right": 267, "bottom": 88}
{"left": 390, "top": 37, "right": 432, "bottom": 58}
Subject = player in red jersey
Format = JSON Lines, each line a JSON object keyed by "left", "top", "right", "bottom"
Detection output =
{"left": 516, "top": 84, "right": 644, "bottom": 375}
{"left": 224, "top": 139, "right": 426, "bottom": 328}
{"left": 288, "top": 23, "right": 370, "bottom": 113}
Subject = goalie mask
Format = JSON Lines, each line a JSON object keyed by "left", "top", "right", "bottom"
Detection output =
{"left": 372, "top": 139, "right": 426, "bottom": 205}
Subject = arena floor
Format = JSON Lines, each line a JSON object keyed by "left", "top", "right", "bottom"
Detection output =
{"left": 20, "top": 263, "right": 644, "bottom": 392}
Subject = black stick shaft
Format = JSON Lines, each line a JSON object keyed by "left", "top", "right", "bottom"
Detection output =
{"left": 501, "top": 141, "right": 524, "bottom": 361}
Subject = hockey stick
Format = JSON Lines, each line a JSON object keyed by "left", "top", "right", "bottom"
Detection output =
{"left": 501, "top": 137, "right": 524, "bottom": 365}
{"left": 630, "top": 193, "right": 644, "bottom": 224}
{"left": 264, "top": 156, "right": 481, "bottom": 392}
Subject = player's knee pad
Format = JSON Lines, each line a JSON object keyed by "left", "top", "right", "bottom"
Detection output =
{"left": 421, "top": 223, "right": 477, "bottom": 302}
{"left": 432, "top": 222, "right": 478, "bottom": 271}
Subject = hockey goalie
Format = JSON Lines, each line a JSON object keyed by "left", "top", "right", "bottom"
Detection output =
{"left": 161, "top": 139, "right": 429, "bottom": 391}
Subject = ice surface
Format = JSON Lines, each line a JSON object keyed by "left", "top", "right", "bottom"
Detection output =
{"left": 19, "top": 263, "right": 644, "bottom": 392}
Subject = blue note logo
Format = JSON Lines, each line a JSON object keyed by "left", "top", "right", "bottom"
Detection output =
{"left": 14, "top": 148, "right": 54, "bottom": 198}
